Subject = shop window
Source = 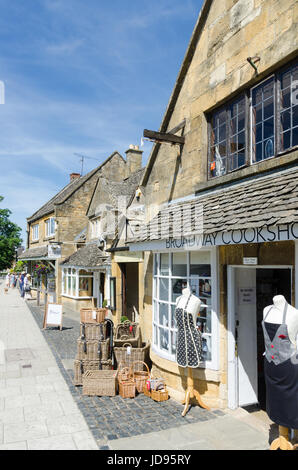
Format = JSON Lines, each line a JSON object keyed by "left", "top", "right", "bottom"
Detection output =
{"left": 109, "top": 277, "right": 116, "bottom": 310}
{"left": 62, "top": 268, "right": 93, "bottom": 298}
{"left": 153, "top": 252, "right": 213, "bottom": 364}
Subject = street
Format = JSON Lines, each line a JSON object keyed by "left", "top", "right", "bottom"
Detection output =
{"left": 0, "top": 279, "right": 272, "bottom": 450}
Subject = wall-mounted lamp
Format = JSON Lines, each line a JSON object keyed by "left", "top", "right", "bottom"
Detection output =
{"left": 247, "top": 56, "right": 260, "bottom": 74}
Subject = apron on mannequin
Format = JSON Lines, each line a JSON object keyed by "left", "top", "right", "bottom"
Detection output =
{"left": 262, "top": 304, "right": 298, "bottom": 429}
{"left": 175, "top": 294, "right": 203, "bottom": 368}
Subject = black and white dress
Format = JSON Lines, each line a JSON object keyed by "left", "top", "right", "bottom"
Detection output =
{"left": 175, "top": 294, "right": 203, "bottom": 368}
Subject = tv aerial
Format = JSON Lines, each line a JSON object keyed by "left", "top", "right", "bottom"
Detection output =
{"left": 74, "top": 153, "right": 101, "bottom": 175}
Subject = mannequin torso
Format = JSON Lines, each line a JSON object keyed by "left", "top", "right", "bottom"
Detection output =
{"left": 176, "top": 288, "right": 201, "bottom": 325}
{"left": 263, "top": 295, "right": 298, "bottom": 346}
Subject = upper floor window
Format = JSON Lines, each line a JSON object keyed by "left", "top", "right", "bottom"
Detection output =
{"left": 209, "top": 95, "right": 246, "bottom": 178}
{"left": 208, "top": 60, "right": 298, "bottom": 179}
{"left": 32, "top": 224, "right": 39, "bottom": 241}
{"left": 45, "top": 217, "right": 55, "bottom": 237}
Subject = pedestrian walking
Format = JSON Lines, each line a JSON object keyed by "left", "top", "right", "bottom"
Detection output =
{"left": 24, "top": 274, "right": 32, "bottom": 300}
{"left": 5, "top": 273, "right": 10, "bottom": 288}
{"left": 19, "top": 272, "right": 25, "bottom": 298}
{"left": 10, "top": 273, "right": 16, "bottom": 288}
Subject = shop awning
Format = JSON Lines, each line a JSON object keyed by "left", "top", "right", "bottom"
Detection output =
{"left": 60, "top": 242, "right": 110, "bottom": 269}
{"left": 127, "top": 166, "right": 298, "bottom": 250}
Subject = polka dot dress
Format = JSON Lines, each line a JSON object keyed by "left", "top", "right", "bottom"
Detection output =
{"left": 175, "top": 295, "right": 203, "bottom": 368}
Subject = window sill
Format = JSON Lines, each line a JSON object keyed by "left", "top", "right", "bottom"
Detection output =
{"left": 197, "top": 150, "right": 298, "bottom": 195}
{"left": 150, "top": 348, "right": 220, "bottom": 380}
{"left": 44, "top": 236, "right": 55, "bottom": 241}
{"left": 62, "top": 294, "right": 93, "bottom": 300}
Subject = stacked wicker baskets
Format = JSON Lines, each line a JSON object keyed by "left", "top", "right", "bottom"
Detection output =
{"left": 74, "top": 308, "right": 112, "bottom": 386}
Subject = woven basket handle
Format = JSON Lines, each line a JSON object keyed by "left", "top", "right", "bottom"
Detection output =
{"left": 152, "top": 379, "right": 165, "bottom": 391}
{"left": 122, "top": 343, "right": 132, "bottom": 348}
{"left": 132, "top": 360, "right": 149, "bottom": 374}
{"left": 120, "top": 334, "right": 130, "bottom": 340}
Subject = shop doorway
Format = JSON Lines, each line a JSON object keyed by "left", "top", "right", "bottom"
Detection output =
{"left": 119, "top": 262, "right": 139, "bottom": 322}
{"left": 227, "top": 266, "right": 292, "bottom": 410}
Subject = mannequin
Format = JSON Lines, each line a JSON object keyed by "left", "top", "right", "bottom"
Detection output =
{"left": 175, "top": 287, "right": 210, "bottom": 416}
{"left": 262, "top": 295, "right": 298, "bottom": 450}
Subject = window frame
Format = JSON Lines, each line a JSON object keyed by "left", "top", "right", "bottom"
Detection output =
{"left": 62, "top": 267, "right": 94, "bottom": 299}
{"left": 208, "top": 93, "right": 248, "bottom": 179}
{"left": 152, "top": 248, "right": 219, "bottom": 371}
{"left": 32, "top": 223, "right": 39, "bottom": 241}
{"left": 208, "top": 59, "right": 298, "bottom": 180}
{"left": 45, "top": 217, "right": 55, "bottom": 238}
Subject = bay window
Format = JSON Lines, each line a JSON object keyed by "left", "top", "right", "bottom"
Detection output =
{"left": 62, "top": 268, "right": 93, "bottom": 298}
{"left": 153, "top": 251, "right": 216, "bottom": 366}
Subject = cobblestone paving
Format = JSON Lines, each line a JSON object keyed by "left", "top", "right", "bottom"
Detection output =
{"left": 27, "top": 301, "right": 224, "bottom": 449}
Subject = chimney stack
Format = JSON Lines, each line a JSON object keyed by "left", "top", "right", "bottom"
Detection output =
{"left": 70, "top": 173, "right": 81, "bottom": 182}
{"left": 125, "top": 145, "right": 143, "bottom": 177}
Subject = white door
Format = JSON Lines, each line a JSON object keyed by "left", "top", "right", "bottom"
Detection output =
{"left": 228, "top": 267, "right": 258, "bottom": 409}
{"left": 236, "top": 268, "right": 258, "bottom": 407}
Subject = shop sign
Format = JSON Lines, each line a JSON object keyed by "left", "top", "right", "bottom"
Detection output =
{"left": 243, "top": 257, "right": 258, "bottom": 265}
{"left": 48, "top": 244, "right": 61, "bottom": 259}
{"left": 43, "top": 303, "right": 63, "bottom": 331}
{"left": 128, "top": 222, "right": 298, "bottom": 252}
{"left": 239, "top": 287, "right": 256, "bottom": 305}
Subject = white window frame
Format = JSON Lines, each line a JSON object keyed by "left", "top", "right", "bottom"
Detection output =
{"left": 250, "top": 74, "right": 275, "bottom": 166}
{"left": 62, "top": 267, "right": 94, "bottom": 299}
{"left": 45, "top": 217, "right": 55, "bottom": 238}
{"left": 32, "top": 224, "right": 39, "bottom": 241}
{"left": 152, "top": 247, "right": 219, "bottom": 371}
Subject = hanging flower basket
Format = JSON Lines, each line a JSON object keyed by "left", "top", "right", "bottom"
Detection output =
{"left": 32, "top": 263, "right": 52, "bottom": 277}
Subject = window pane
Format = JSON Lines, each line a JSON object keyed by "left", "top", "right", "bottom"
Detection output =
{"left": 159, "top": 328, "right": 169, "bottom": 352}
{"left": 293, "top": 127, "right": 298, "bottom": 146}
{"left": 171, "top": 331, "right": 177, "bottom": 356}
{"left": 190, "top": 252, "right": 211, "bottom": 276}
{"left": 264, "top": 138, "right": 274, "bottom": 159}
{"left": 281, "top": 110, "right": 291, "bottom": 132}
{"left": 159, "top": 277, "right": 169, "bottom": 301}
{"left": 281, "top": 131, "right": 291, "bottom": 151}
{"left": 264, "top": 97, "right": 274, "bottom": 119}
{"left": 154, "top": 254, "right": 158, "bottom": 276}
{"left": 293, "top": 105, "right": 298, "bottom": 128}
{"left": 172, "top": 252, "right": 187, "bottom": 277}
{"left": 160, "top": 254, "right": 169, "bottom": 276}
{"left": 153, "top": 325, "right": 158, "bottom": 347}
{"left": 202, "top": 336, "right": 212, "bottom": 362}
{"left": 171, "top": 278, "right": 187, "bottom": 303}
{"left": 256, "top": 142, "right": 263, "bottom": 161}
{"left": 256, "top": 123, "right": 262, "bottom": 143}
{"left": 281, "top": 88, "right": 290, "bottom": 109}
{"left": 264, "top": 118, "right": 274, "bottom": 139}
{"left": 171, "top": 304, "right": 177, "bottom": 328}
{"left": 159, "top": 302, "right": 169, "bottom": 327}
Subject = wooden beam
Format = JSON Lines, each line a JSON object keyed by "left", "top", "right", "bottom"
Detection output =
{"left": 143, "top": 129, "right": 185, "bottom": 145}
{"left": 169, "top": 118, "right": 186, "bottom": 135}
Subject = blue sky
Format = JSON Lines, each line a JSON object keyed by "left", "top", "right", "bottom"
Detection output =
{"left": 0, "top": 0, "right": 203, "bottom": 242}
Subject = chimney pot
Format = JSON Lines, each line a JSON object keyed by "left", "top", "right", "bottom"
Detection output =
{"left": 70, "top": 173, "right": 81, "bottom": 182}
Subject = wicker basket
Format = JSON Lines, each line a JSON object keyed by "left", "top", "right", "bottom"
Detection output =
{"left": 76, "top": 338, "right": 110, "bottom": 361}
{"left": 114, "top": 321, "right": 142, "bottom": 348}
{"left": 80, "top": 322, "right": 107, "bottom": 341}
{"left": 114, "top": 342, "right": 150, "bottom": 370}
{"left": 74, "top": 359, "right": 101, "bottom": 386}
{"left": 80, "top": 308, "right": 107, "bottom": 324}
{"left": 82, "top": 369, "right": 118, "bottom": 396}
{"left": 150, "top": 379, "right": 169, "bottom": 402}
{"left": 133, "top": 361, "right": 150, "bottom": 394}
{"left": 101, "top": 359, "right": 113, "bottom": 370}
{"left": 118, "top": 365, "right": 136, "bottom": 399}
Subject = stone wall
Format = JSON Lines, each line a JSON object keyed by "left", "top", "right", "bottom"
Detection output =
{"left": 144, "top": 0, "right": 298, "bottom": 212}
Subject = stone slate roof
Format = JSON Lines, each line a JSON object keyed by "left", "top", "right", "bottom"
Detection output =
{"left": 19, "top": 245, "right": 49, "bottom": 260}
{"left": 127, "top": 167, "right": 298, "bottom": 243}
{"left": 60, "top": 242, "right": 110, "bottom": 268}
{"left": 27, "top": 152, "right": 123, "bottom": 223}
{"left": 87, "top": 168, "right": 145, "bottom": 218}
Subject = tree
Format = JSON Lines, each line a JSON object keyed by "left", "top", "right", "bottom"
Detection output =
{"left": 0, "top": 196, "right": 22, "bottom": 271}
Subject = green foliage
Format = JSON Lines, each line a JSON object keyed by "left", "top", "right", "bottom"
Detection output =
{"left": 121, "top": 315, "right": 129, "bottom": 323}
{"left": 14, "top": 260, "right": 27, "bottom": 273}
{"left": 102, "top": 299, "right": 108, "bottom": 308}
{"left": 0, "top": 196, "right": 22, "bottom": 271}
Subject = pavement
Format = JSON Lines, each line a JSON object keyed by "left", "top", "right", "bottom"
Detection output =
{"left": 0, "top": 280, "right": 276, "bottom": 450}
